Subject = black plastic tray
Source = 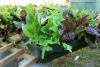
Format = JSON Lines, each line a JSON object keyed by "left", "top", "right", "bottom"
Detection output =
{"left": 27, "top": 39, "right": 88, "bottom": 63}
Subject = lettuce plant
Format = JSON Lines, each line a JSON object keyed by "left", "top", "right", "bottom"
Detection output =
{"left": 22, "top": 5, "right": 72, "bottom": 59}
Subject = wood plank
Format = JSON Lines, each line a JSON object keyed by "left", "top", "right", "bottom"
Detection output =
{"left": 0, "top": 48, "right": 24, "bottom": 66}
{"left": 0, "top": 43, "right": 13, "bottom": 53}
{"left": 9, "top": 34, "right": 21, "bottom": 41}
{"left": 0, "top": 42, "right": 36, "bottom": 66}
{"left": 10, "top": 48, "right": 22, "bottom": 52}
{"left": 0, "top": 64, "right": 3, "bottom": 67}
{"left": 19, "top": 54, "right": 37, "bottom": 67}
{"left": 0, "top": 38, "right": 3, "bottom": 43}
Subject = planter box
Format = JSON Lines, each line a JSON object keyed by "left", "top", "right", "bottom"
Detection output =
{"left": 27, "top": 39, "right": 88, "bottom": 63}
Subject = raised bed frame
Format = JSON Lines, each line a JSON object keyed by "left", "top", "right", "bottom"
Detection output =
{"left": 0, "top": 42, "right": 37, "bottom": 67}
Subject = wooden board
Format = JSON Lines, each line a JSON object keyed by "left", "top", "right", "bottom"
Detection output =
{"left": 0, "top": 42, "right": 37, "bottom": 67}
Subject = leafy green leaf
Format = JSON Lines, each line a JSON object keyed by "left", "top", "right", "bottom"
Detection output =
{"left": 41, "top": 45, "right": 52, "bottom": 59}
{"left": 25, "top": 4, "right": 34, "bottom": 14}
{"left": 62, "top": 43, "right": 72, "bottom": 52}
{"left": 2, "top": 12, "right": 10, "bottom": 21}
{"left": 0, "top": 24, "right": 4, "bottom": 29}
{"left": 22, "top": 24, "right": 33, "bottom": 38}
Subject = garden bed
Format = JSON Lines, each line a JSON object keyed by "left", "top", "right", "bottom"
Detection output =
{"left": 0, "top": 4, "right": 100, "bottom": 64}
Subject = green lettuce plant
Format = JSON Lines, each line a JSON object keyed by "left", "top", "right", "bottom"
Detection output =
{"left": 22, "top": 5, "right": 72, "bottom": 59}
